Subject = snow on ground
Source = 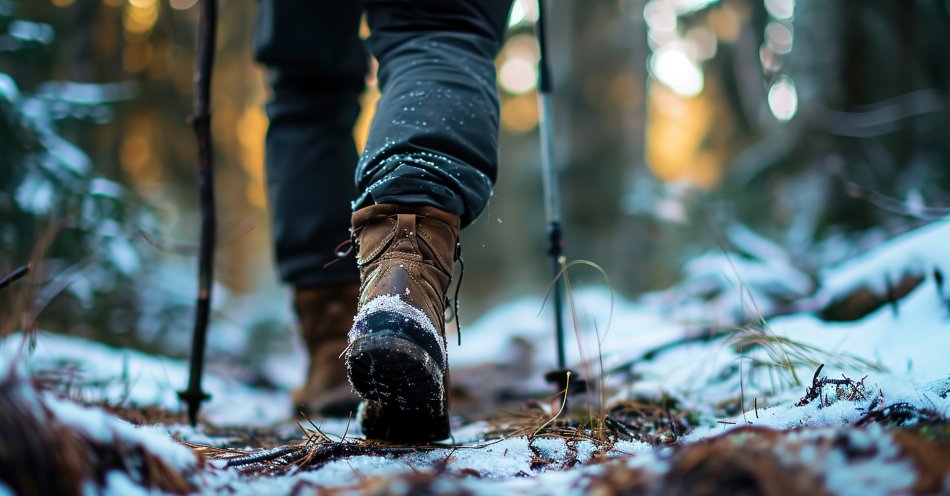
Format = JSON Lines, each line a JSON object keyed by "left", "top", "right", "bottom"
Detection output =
{"left": 818, "top": 218, "right": 949, "bottom": 301}
{"left": 201, "top": 437, "right": 659, "bottom": 494}
{"left": 449, "top": 289, "right": 686, "bottom": 372}
{"left": 0, "top": 332, "right": 290, "bottom": 427}
{"left": 768, "top": 279, "right": 948, "bottom": 383}
{"left": 1, "top": 221, "right": 948, "bottom": 494}
{"left": 0, "top": 363, "right": 201, "bottom": 494}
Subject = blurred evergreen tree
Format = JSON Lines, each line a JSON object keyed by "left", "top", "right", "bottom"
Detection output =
{"left": 718, "top": 0, "right": 950, "bottom": 269}
{"left": 0, "top": 1, "right": 188, "bottom": 353}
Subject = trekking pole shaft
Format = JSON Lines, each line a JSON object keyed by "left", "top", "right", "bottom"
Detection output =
{"left": 547, "top": 221, "right": 566, "bottom": 370}
{"left": 536, "top": 0, "right": 567, "bottom": 371}
{"left": 537, "top": 0, "right": 558, "bottom": 224}
{"left": 180, "top": 0, "right": 217, "bottom": 427}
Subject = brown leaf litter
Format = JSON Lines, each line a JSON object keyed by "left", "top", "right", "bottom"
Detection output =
{"left": 585, "top": 425, "right": 950, "bottom": 496}
{"left": 0, "top": 372, "right": 198, "bottom": 496}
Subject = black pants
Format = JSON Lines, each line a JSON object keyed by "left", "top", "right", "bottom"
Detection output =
{"left": 254, "top": 0, "right": 512, "bottom": 288}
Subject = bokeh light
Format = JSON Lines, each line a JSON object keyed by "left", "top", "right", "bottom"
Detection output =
{"left": 237, "top": 105, "right": 267, "bottom": 209}
{"left": 767, "top": 75, "right": 798, "bottom": 121}
{"left": 649, "top": 45, "right": 703, "bottom": 97}
{"left": 507, "top": 0, "right": 539, "bottom": 28}
{"left": 765, "top": 21, "right": 793, "bottom": 55}
{"left": 169, "top": 0, "right": 199, "bottom": 10}
{"left": 644, "top": 0, "right": 678, "bottom": 48}
{"left": 498, "top": 34, "right": 538, "bottom": 91}
{"left": 499, "top": 57, "right": 537, "bottom": 95}
{"left": 124, "top": 0, "right": 159, "bottom": 39}
{"left": 686, "top": 26, "right": 717, "bottom": 61}
{"left": 670, "top": 0, "right": 719, "bottom": 15}
{"left": 764, "top": 0, "right": 795, "bottom": 21}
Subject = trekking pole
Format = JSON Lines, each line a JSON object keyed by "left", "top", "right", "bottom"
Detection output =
{"left": 536, "top": 0, "right": 584, "bottom": 401}
{"left": 178, "top": 0, "right": 217, "bottom": 427}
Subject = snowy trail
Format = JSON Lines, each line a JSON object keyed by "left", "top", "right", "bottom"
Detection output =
{"left": 1, "top": 221, "right": 949, "bottom": 494}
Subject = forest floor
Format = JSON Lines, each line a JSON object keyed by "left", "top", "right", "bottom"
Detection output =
{"left": 1, "top": 220, "right": 949, "bottom": 495}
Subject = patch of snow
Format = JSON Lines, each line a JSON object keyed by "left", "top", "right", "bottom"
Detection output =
{"left": 792, "top": 425, "right": 916, "bottom": 496}
{"left": 0, "top": 332, "right": 290, "bottom": 427}
{"left": 102, "top": 472, "right": 144, "bottom": 496}
{"left": 419, "top": 437, "right": 537, "bottom": 479}
{"left": 768, "top": 279, "right": 949, "bottom": 383}
{"left": 452, "top": 287, "right": 685, "bottom": 373}
{"left": 818, "top": 219, "right": 950, "bottom": 302}
{"left": 44, "top": 393, "right": 196, "bottom": 471}
{"left": 0, "top": 73, "right": 20, "bottom": 102}
{"left": 684, "top": 374, "right": 950, "bottom": 444}
{"left": 611, "top": 439, "right": 655, "bottom": 457}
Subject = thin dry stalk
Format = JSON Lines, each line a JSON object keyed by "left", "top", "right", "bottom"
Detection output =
{"left": 542, "top": 258, "right": 615, "bottom": 440}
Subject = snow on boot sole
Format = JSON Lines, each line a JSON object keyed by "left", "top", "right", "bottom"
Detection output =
{"left": 346, "top": 332, "right": 449, "bottom": 442}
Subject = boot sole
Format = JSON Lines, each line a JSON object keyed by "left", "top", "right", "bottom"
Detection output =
{"left": 346, "top": 333, "right": 449, "bottom": 442}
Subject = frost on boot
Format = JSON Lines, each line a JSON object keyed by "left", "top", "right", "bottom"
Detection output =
{"left": 346, "top": 205, "right": 460, "bottom": 442}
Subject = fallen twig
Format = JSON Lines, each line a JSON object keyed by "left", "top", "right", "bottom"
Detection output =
{"left": 796, "top": 365, "right": 870, "bottom": 408}
{"left": 796, "top": 364, "right": 826, "bottom": 407}
{"left": 225, "top": 445, "right": 299, "bottom": 468}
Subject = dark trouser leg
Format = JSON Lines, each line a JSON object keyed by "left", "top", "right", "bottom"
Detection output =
{"left": 253, "top": 0, "right": 366, "bottom": 287}
{"left": 356, "top": 0, "right": 513, "bottom": 227}
{"left": 346, "top": 0, "right": 513, "bottom": 442}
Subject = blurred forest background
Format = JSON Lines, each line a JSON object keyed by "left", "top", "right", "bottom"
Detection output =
{"left": 2, "top": 0, "right": 949, "bottom": 373}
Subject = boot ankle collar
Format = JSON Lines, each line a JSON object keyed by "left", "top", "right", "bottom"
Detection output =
{"left": 352, "top": 204, "right": 461, "bottom": 231}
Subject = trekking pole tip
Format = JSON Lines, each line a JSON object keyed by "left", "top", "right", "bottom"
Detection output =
{"left": 178, "top": 388, "right": 211, "bottom": 427}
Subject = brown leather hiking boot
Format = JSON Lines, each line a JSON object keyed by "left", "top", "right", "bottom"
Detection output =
{"left": 292, "top": 282, "right": 361, "bottom": 417}
{"left": 346, "top": 204, "right": 460, "bottom": 442}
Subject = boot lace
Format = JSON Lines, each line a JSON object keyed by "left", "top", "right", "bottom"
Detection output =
{"left": 322, "top": 235, "right": 356, "bottom": 269}
{"left": 444, "top": 242, "right": 465, "bottom": 346}
{"left": 330, "top": 234, "right": 465, "bottom": 346}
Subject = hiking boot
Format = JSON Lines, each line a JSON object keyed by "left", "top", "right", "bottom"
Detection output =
{"left": 346, "top": 204, "right": 460, "bottom": 442}
{"left": 291, "top": 282, "right": 361, "bottom": 417}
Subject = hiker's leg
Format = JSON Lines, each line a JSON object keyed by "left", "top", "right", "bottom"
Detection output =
{"left": 346, "top": 0, "right": 513, "bottom": 442}
{"left": 356, "top": 0, "right": 513, "bottom": 227}
{"left": 254, "top": 0, "right": 366, "bottom": 416}
{"left": 254, "top": 0, "right": 366, "bottom": 287}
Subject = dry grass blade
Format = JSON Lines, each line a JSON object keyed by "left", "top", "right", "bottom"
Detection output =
{"left": 299, "top": 413, "right": 334, "bottom": 443}
{"left": 486, "top": 402, "right": 554, "bottom": 439}
{"left": 535, "top": 371, "right": 572, "bottom": 436}
{"left": 540, "top": 258, "right": 616, "bottom": 439}
{"left": 487, "top": 395, "right": 695, "bottom": 450}
{"left": 727, "top": 328, "right": 885, "bottom": 392}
